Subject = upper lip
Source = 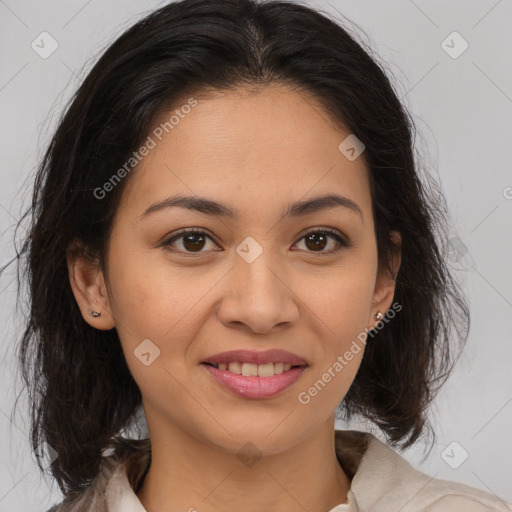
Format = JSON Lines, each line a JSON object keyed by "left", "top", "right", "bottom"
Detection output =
{"left": 202, "top": 349, "right": 308, "bottom": 366}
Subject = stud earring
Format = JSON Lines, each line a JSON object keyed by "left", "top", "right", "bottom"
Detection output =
{"left": 89, "top": 310, "right": 101, "bottom": 318}
{"left": 375, "top": 311, "right": 384, "bottom": 320}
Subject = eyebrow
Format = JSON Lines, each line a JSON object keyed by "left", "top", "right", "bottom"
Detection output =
{"left": 140, "top": 193, "right": 363, "bottom": 221}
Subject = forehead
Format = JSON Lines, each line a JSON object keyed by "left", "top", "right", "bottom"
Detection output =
{"left": 118, "top": 84, "right": 372, "bottom": 221}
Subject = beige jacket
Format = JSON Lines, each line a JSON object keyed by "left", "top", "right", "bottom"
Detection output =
{"left": 47, "top": 430, "right": 512, "bottom": 512}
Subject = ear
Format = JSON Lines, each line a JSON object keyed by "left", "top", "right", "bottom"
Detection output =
{"left": 369, "top": 230, "right": 401, "bottom": 329}
{"left": 67, "top": 239, "right": 115, "bottom": 330}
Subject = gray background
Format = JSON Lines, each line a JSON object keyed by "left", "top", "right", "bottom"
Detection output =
{"left": 1, "top": 0, "right": 511, "bottom": 510}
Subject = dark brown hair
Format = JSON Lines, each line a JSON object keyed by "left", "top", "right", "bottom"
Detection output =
{"left": 5, "top": 0, "right": 469, "bottom": 499}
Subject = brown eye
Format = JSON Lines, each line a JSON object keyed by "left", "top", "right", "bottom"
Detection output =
{"left": 162, "top": 227, "right": 349, "bottom": 256}
{"left": 294, "top": 229, "right": 348, "bottom": 254}
{"left": 163, "top": 229, "right": 218, "bottom": 254}
{"left": 181, "top": 233, "right": 206, "bottom": 252}
{"left": 304, "top": 232, "right": 328, "bottom": 251}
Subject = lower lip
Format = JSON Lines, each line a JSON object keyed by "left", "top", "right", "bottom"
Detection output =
{"left": 201, "top": 363, "right": 308, "bottom": 399}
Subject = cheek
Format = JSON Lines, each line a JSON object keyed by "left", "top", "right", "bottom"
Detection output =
{"left": 106, "top": 264, "right": 198, "bottom": 400}
{"left": 106, "top": 235, "right": 189, "bottom": 328}
{"left": 105, "top": 247, "right": 220, "bottom": 377}
{"left": 293, "top": 271, "right": 373, "bottom": 412}
{"left": 296, "top": 256, "right": 376, "bottom": 337}
{"left": 108, "top": 267, "right": 198, "bottom": 344}
{"left": 291, "top": 251, "right": 376, "bottom": 389}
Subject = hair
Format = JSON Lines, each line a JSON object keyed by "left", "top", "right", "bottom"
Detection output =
{"left": 4, "top": 0, "right": 470, "bottom": 500}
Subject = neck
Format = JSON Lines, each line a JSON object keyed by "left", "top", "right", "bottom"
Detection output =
{"left": 136, "top": 415, "right": 351, "bottom": 512}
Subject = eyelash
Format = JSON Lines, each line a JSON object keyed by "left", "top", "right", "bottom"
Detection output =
{"left": 161, "top": 227, "right": 349, "bottom": 256}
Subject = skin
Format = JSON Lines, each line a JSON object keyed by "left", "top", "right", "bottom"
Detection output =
{"left": 68, "top": 84, "right": 400, "bottom": 512}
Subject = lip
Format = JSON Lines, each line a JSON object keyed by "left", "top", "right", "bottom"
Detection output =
{"left": 201, "top": 363, "right": 308, "bottom": 399}
{"left": 201, "top": 349, "right": 308, "bottom": 366}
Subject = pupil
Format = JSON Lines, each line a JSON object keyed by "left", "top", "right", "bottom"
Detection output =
{"left": 181, "top": 232, "right": 329, "bottom": 252}
{"left": 183, "top": 233, "right": 205, "bottom": 251}
{"left": 305, "top": 232, "right": 327, "bottom": 251}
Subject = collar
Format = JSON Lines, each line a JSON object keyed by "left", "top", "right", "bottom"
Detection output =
{"left": 103, "top": 430, "right": 369, "bottom": 512}
{"left": 55, "top": 429, "right": 512, "bottom": 511}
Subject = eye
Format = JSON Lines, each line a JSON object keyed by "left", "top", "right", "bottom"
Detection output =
{"left": 161, "top": 227, "right": 349, "bottom": 256}
{"left": 292, "top": 228, "right": 349, "bottom": 254}
{"left": 162, "top": 228, "right": 218, "bottom": 255}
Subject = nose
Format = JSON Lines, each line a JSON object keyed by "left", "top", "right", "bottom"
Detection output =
{"left": 217, "top": 248, "right": 300, "bottom": 335}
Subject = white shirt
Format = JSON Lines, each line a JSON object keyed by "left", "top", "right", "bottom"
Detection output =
{"left": 49, "top": 429, "right": 512, "bottom": 511}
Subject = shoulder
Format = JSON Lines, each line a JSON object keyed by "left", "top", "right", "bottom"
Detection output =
{"left": 335, "top": 430, "right": 512, "bottom": 512}
{"left": 44, "top": 437, "right": 151, "bottom": 512}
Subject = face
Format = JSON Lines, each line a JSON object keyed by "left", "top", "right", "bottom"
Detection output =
{"left": 70, "top": 84, "right": 399, "bottom": 456}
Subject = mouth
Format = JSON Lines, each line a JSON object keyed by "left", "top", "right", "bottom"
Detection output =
{"left": 202, "top": 361, "right": 307, "bottom": 377}
{"left": 201, "top": 361, "right": 308, "bottom": 399}
{"left": 200, "top": 349, "right": 309, "bottom": 397}
{"left": 201, "top": 348, "right": 308, "bottom": 371}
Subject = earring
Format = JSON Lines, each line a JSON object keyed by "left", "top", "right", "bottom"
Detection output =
{"left": 89, "top": 310, "right": 101, "bottom": 318}
{"left": 375, "top": 312, "right": 384, "bottom": 320}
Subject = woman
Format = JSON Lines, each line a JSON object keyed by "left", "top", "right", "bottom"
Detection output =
{"left": 6, "top": 0, "right": 511, "bottom": 510}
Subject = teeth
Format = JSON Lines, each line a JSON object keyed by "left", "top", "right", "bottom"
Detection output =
{"left": 257, "top": 362, "right": 276, "bottom": 377}
{"left": 273, "top": 362, "right": 285, "bottom": 374}
{"left": 213, "top": 362, "right": 297, "bottom": 377}
{"left": 242, "top": 363, "right": 258, "bottom": 377}
{"left": 228, "top": 362, "right": 241, "bottom": 373}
